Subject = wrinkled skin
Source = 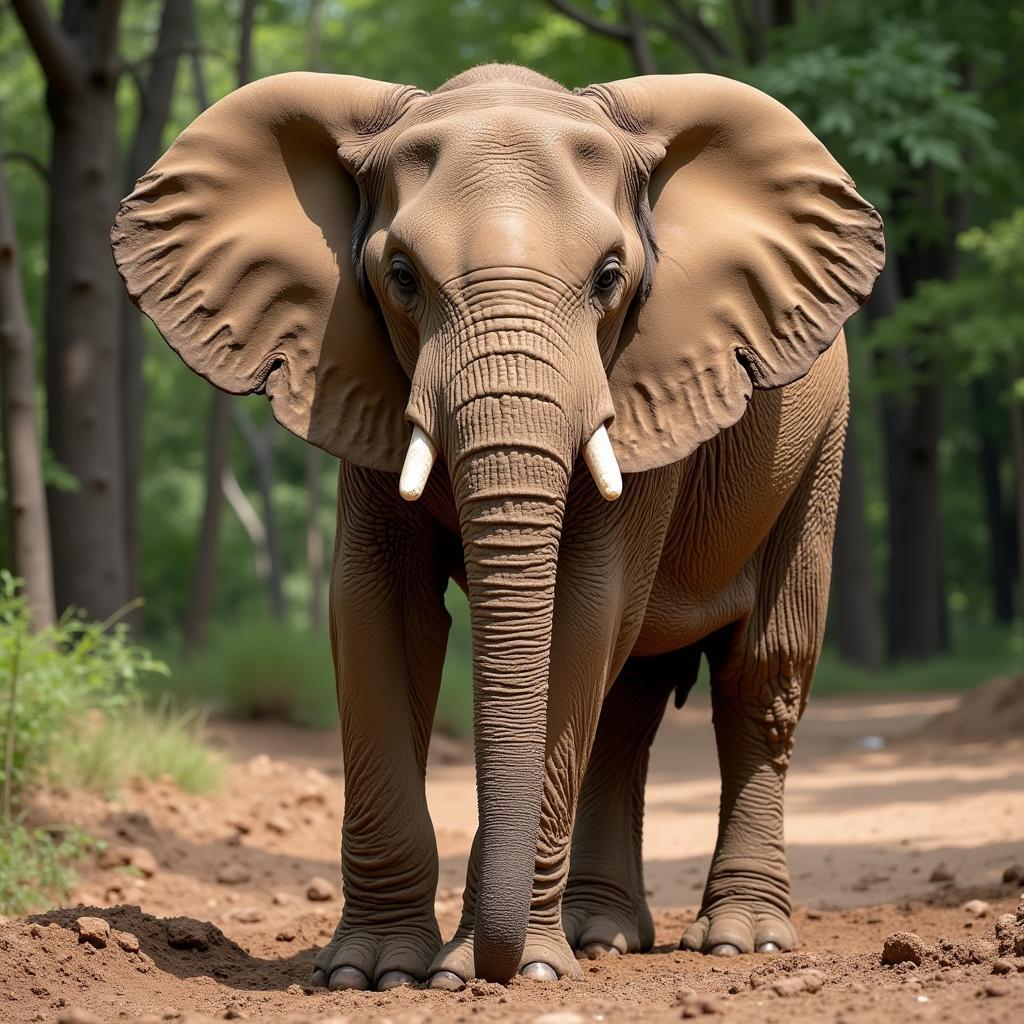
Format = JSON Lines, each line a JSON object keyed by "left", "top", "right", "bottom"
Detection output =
{"left": 112, "top": 64, "right": 884, "bottom": 990}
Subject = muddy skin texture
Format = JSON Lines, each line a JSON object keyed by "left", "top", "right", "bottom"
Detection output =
{"left": 111, "top": 63, "right": 884, "bottom": 991}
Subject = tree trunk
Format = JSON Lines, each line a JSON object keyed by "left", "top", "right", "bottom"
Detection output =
{"left": 0, "top": 141, "right": 56, "bottom": 630}
{"left": 45, "top": 60, "right": 127, "bottom": 618}
{"left": 1009, "top": 351, "right": 1024, "bottom": 623}
{"left": 232, "top": 408, "right": 286, "bottom": 621}
{"left": 870, "top": 259, "right": 948, "bottom": 660}
{"left": 971, "top": 377, "right": 1015, "bottom": 623}
{"left": 183, "top": 391, "right": 230, "bottom": 648}
{"left": 831, "top": 406, "right": 883, "bottom": 669}
{"left": 121, "top": 0, "right": 191, "bottom": 616}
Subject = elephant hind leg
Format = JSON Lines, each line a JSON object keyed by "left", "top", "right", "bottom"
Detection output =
{"left": 563, "top": 647, "right": 700, "bottom": 958}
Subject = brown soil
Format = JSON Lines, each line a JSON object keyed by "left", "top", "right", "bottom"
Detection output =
{"left": 3, "top": 690, "right": 1024, "bottom": 1024}
{"left": 912, "top": 676, "right": 1024, "bottom": 745}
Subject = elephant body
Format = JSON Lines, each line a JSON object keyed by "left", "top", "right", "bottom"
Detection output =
{"left": 112, "top": 63, "right": 882, "bottom": 989}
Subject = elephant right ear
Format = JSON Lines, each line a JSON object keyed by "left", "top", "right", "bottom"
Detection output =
{"left": 112, "top": 72, "right": 423, "bottom": 472}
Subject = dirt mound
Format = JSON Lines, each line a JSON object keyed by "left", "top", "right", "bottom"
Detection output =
{"left": 914, "top": 676, "right": 1024, "bottom": 744}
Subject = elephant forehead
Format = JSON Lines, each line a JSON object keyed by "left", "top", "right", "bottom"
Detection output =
{"left": 386, "top": 104, "right": 625, "bottom": 207}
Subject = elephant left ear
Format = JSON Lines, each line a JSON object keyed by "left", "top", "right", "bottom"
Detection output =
{"left": 585, "top": 74, "right": 885, "bottom": 473}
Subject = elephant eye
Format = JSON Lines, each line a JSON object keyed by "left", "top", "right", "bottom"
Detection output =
{"left": 389, "top": 258, "right": 419, "bottom": 296}
{"left": 593, "top": 259, "right": 623, "bottom": 297}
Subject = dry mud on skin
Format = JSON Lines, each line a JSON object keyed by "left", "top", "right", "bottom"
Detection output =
{"left": 3, "top": 690, "right": 1024, "bottom": 1024}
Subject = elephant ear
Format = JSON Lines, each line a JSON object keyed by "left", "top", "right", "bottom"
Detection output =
{"left": 112, "top": 72, "right": 423, "bottom": 471}
{"left": 587, "top": 75, "right": 884, "bottom": 473}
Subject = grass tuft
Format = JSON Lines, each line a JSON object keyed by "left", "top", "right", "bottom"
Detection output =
{"left": 0, "top": 822, "right": 97, "bottom": 916}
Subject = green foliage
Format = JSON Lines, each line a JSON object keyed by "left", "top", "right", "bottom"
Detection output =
{"left": 815, "top": 624, "right": 1023, "bottom": 696}
{"left": 437, "top": 586, "right": 473, "bottom": 737}
{"left": 0, "top": 574, "right": 170, "bottom": 810}
{"left": 0, "top": 822, "right": 97, "bottom": 916}
{"left": 51, "top": 700, "right": 223, "bottom": 796}
{"left": 168, "top": 618, "right": 339, "bottom": 728}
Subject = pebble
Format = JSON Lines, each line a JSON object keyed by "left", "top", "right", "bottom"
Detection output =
{"left": 929, "top": 863, "right": 955, "bottom": 883}
{"left": 166, "top": 919, "right": 212, "bottom": 951}
{"left": 963, "top": 899, "right": 990, "bottom": 918}
{"left": 113, "top": 929, "right": 141, "bottom": 953}
{"left": 276, "top": 927, "right": 296, "bottom": 942}
{"left": 265, "top": 816, "right": 291, "bottom": 835}
{"left": 224, "top": 1004, "right": 247, "bottom": 1019}
{"left": 128, "top": 846, "right": 159, "bottom": 878}
{"left": 306, "top": 877, "right": 337, "bottom": 902}
{"left": 75, "top": 916, "right": 111, "bottom": 949}
{"left": 984, "top": 979, "right": 1010, "bottom": 998}
{"left": 231, "top": 907, "right": 266, "bottom": 924}
{"left": 771, "top": 969, "right": 825, "bottom": 997}
{"left": 1003, "top": 864, "right": 1023, "bottom": 884}
{"left": 216, "top": 864, "right": 251, "bottom": 885}
{"left": 992, "top": 958, "right": 1015, "bottom": 975}
{"left": 272, "top": 892, "right": 291, "bottom": 905}
{"left": 882, "top": 932, "right": 927, "bottom": 967}
{"left": 57, "top": 1009, "right": 103, "bottom": 1024}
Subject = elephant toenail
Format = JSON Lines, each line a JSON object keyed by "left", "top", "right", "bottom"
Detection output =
{"left": 709, "top": 943, "right": 741, "bottom": 957}
{"left": 428, "top": 970, "right": 466, "bottom": 991}
{"left": 582, "top": 942, "right": 619, "bottom": 960}
{"left": 520, "top": 962, "right": 558, "bottom": 981}
{"left": 329, "top": 965, "right": 371, "bottom": 991}
{"left": 377, "top": 970, "right": 415, "bottom": 990}
{"left": 757, "top": 942, "right": 781, "bottom": 954}
{"left": 310, "top": 967, "right": 328, "bottom": 987}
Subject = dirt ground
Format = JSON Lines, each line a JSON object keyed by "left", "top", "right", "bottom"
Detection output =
{"left": 3, "top": 688, "right": 1024, "bottom": 1024}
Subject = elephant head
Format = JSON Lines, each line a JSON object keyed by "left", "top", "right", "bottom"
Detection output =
{"left": 111, "top": 65, "right": 883, "bottom": 982}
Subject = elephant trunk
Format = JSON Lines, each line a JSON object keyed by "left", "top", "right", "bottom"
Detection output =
{"left": 445, "top": 345, "right": 573, "bottom": 983}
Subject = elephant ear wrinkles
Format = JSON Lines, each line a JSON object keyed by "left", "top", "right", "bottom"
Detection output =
{"left": 111, "top": 72, "right": 422, "bottom": 472}
{"left": 588, "top": 74, "right": 885, "bottom": 474}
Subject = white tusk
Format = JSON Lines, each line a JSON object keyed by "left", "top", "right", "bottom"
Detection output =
{"left": 584, "top": 424, "right": 622, "bottom": 501}
{"left": 399, "top": 425, "right": 437, "bottom": 501}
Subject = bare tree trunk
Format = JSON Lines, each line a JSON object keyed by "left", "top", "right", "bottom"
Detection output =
{"left": 233, "top": 407, "right": 286, "bottom": 621}
{"left": 0, "top": 141, "right": 56, "bottom": 631}
{"left": 12, "top": 0, "right": 127, "bottom": 621}
{"left": 971, "top": 377, "right": 1015, "bottom": 623}
{"left": 121, "top": 0, "right": 191, "bottom": 619}
{"left": 832, "top": 407, "right": 883, "bottom": 669}
{"left": 1009, "top": 351, "right": 1024, "bottom": 623}
{"left": 184, "top": 391, "right": 229, "bottom": 648}
{"left": 221, "top": 462, "right": 272, "bottom": 587}
{"left": 181, "top": 0, "right": 257, "bottom": 644}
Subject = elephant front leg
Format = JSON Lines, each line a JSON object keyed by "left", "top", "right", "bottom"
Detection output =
{"left": 311, "top": 466, "right": 450, "bottom": 992}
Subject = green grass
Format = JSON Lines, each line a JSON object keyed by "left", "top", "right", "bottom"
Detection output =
{"left": 168, "top": 618, "right": 339, "bottom": 729}
{"left": 50, "top": 700, "right": 224, "bottom": 796}
{"left": 813, "top": 623, "right": 1023, "bottom": 696}
{"left": 0, "top": 822, "right": 97, "bottom": 916}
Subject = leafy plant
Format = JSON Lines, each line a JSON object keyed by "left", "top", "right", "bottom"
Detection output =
{"left": 0, "top": 572, "right": 170, "bottom": 815}
{"left": 0, "top": 822, "right": 97, "bottom": 916}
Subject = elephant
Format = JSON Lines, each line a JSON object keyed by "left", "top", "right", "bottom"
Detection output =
{"left": 111, "top": 62, "right": 884, "bottom": 992}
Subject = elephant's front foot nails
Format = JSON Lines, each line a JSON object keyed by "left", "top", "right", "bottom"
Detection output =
{"left": 680, "top": 903, "right": 797, "bottom": 957}
{"left": 310, "top": 917, "right": 441, "bottom": 992}
{"left": 562, "top": 891, "right": 654, "bottom": 960}
{"left": 427, "top": 924, "right": 581, "bottom": 989}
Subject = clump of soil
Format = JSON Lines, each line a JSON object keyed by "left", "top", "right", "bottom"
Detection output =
{"left": 915, "top": 676, "right": 1024, "bottom": 744}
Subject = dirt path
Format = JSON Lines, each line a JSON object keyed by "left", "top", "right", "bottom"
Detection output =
{"left": 3, "top": 692, "right": 1024, "bottom": 1023}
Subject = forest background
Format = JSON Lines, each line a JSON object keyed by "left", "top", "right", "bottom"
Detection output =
{"left": 2, "top": 0, "right": 1023, "bottom": 740}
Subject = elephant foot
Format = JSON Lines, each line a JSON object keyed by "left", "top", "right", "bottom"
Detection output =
{"left": 427, "top": 923, "right": 581, "bottom": 987}
{"left": 680, "top": 904, "right": 797, "bottom": 957}
{"left": 311, "top": 916, "right": 440, "bottom": 992}
{"left": 562, "top": 892, "right": 654, "bottom": 959}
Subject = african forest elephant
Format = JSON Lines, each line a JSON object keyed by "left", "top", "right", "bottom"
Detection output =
{"left": 112, "top": 63, "right": 884, "bottom": 991}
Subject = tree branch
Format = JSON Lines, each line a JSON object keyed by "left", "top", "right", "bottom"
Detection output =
{"left": 663, "top": 0, "right": 735, "bottom": 62}
{"left": 1, "top": 151, "right": 49, "bottom": 185}
{"left": 10, "top": 0, "right": 82, "bottom": 96}
{"left": 547, "top": 0, "right": 631, "bottom": 41}
{"left": 97, "top": 0, "right": 124, "bottom": 77}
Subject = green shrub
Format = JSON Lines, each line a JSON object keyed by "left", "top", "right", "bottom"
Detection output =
{"left": 0, "top": 572, "right": 170, "bottom": 814}
{"left": 169, "top": 618, "right": 339, "bottom": 728}
{"left": 0, "top": 822, "right": 97, "bottom": 916}
{"left": 51, "top": 699, "right": 223, "bottom": 796}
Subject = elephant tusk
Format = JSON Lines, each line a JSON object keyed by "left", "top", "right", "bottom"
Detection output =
{"left": 584, "top": 424, "right": 622, "bottom": 501}
{"left": 399, "top": 425, "right": 437, "bottom": 501}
